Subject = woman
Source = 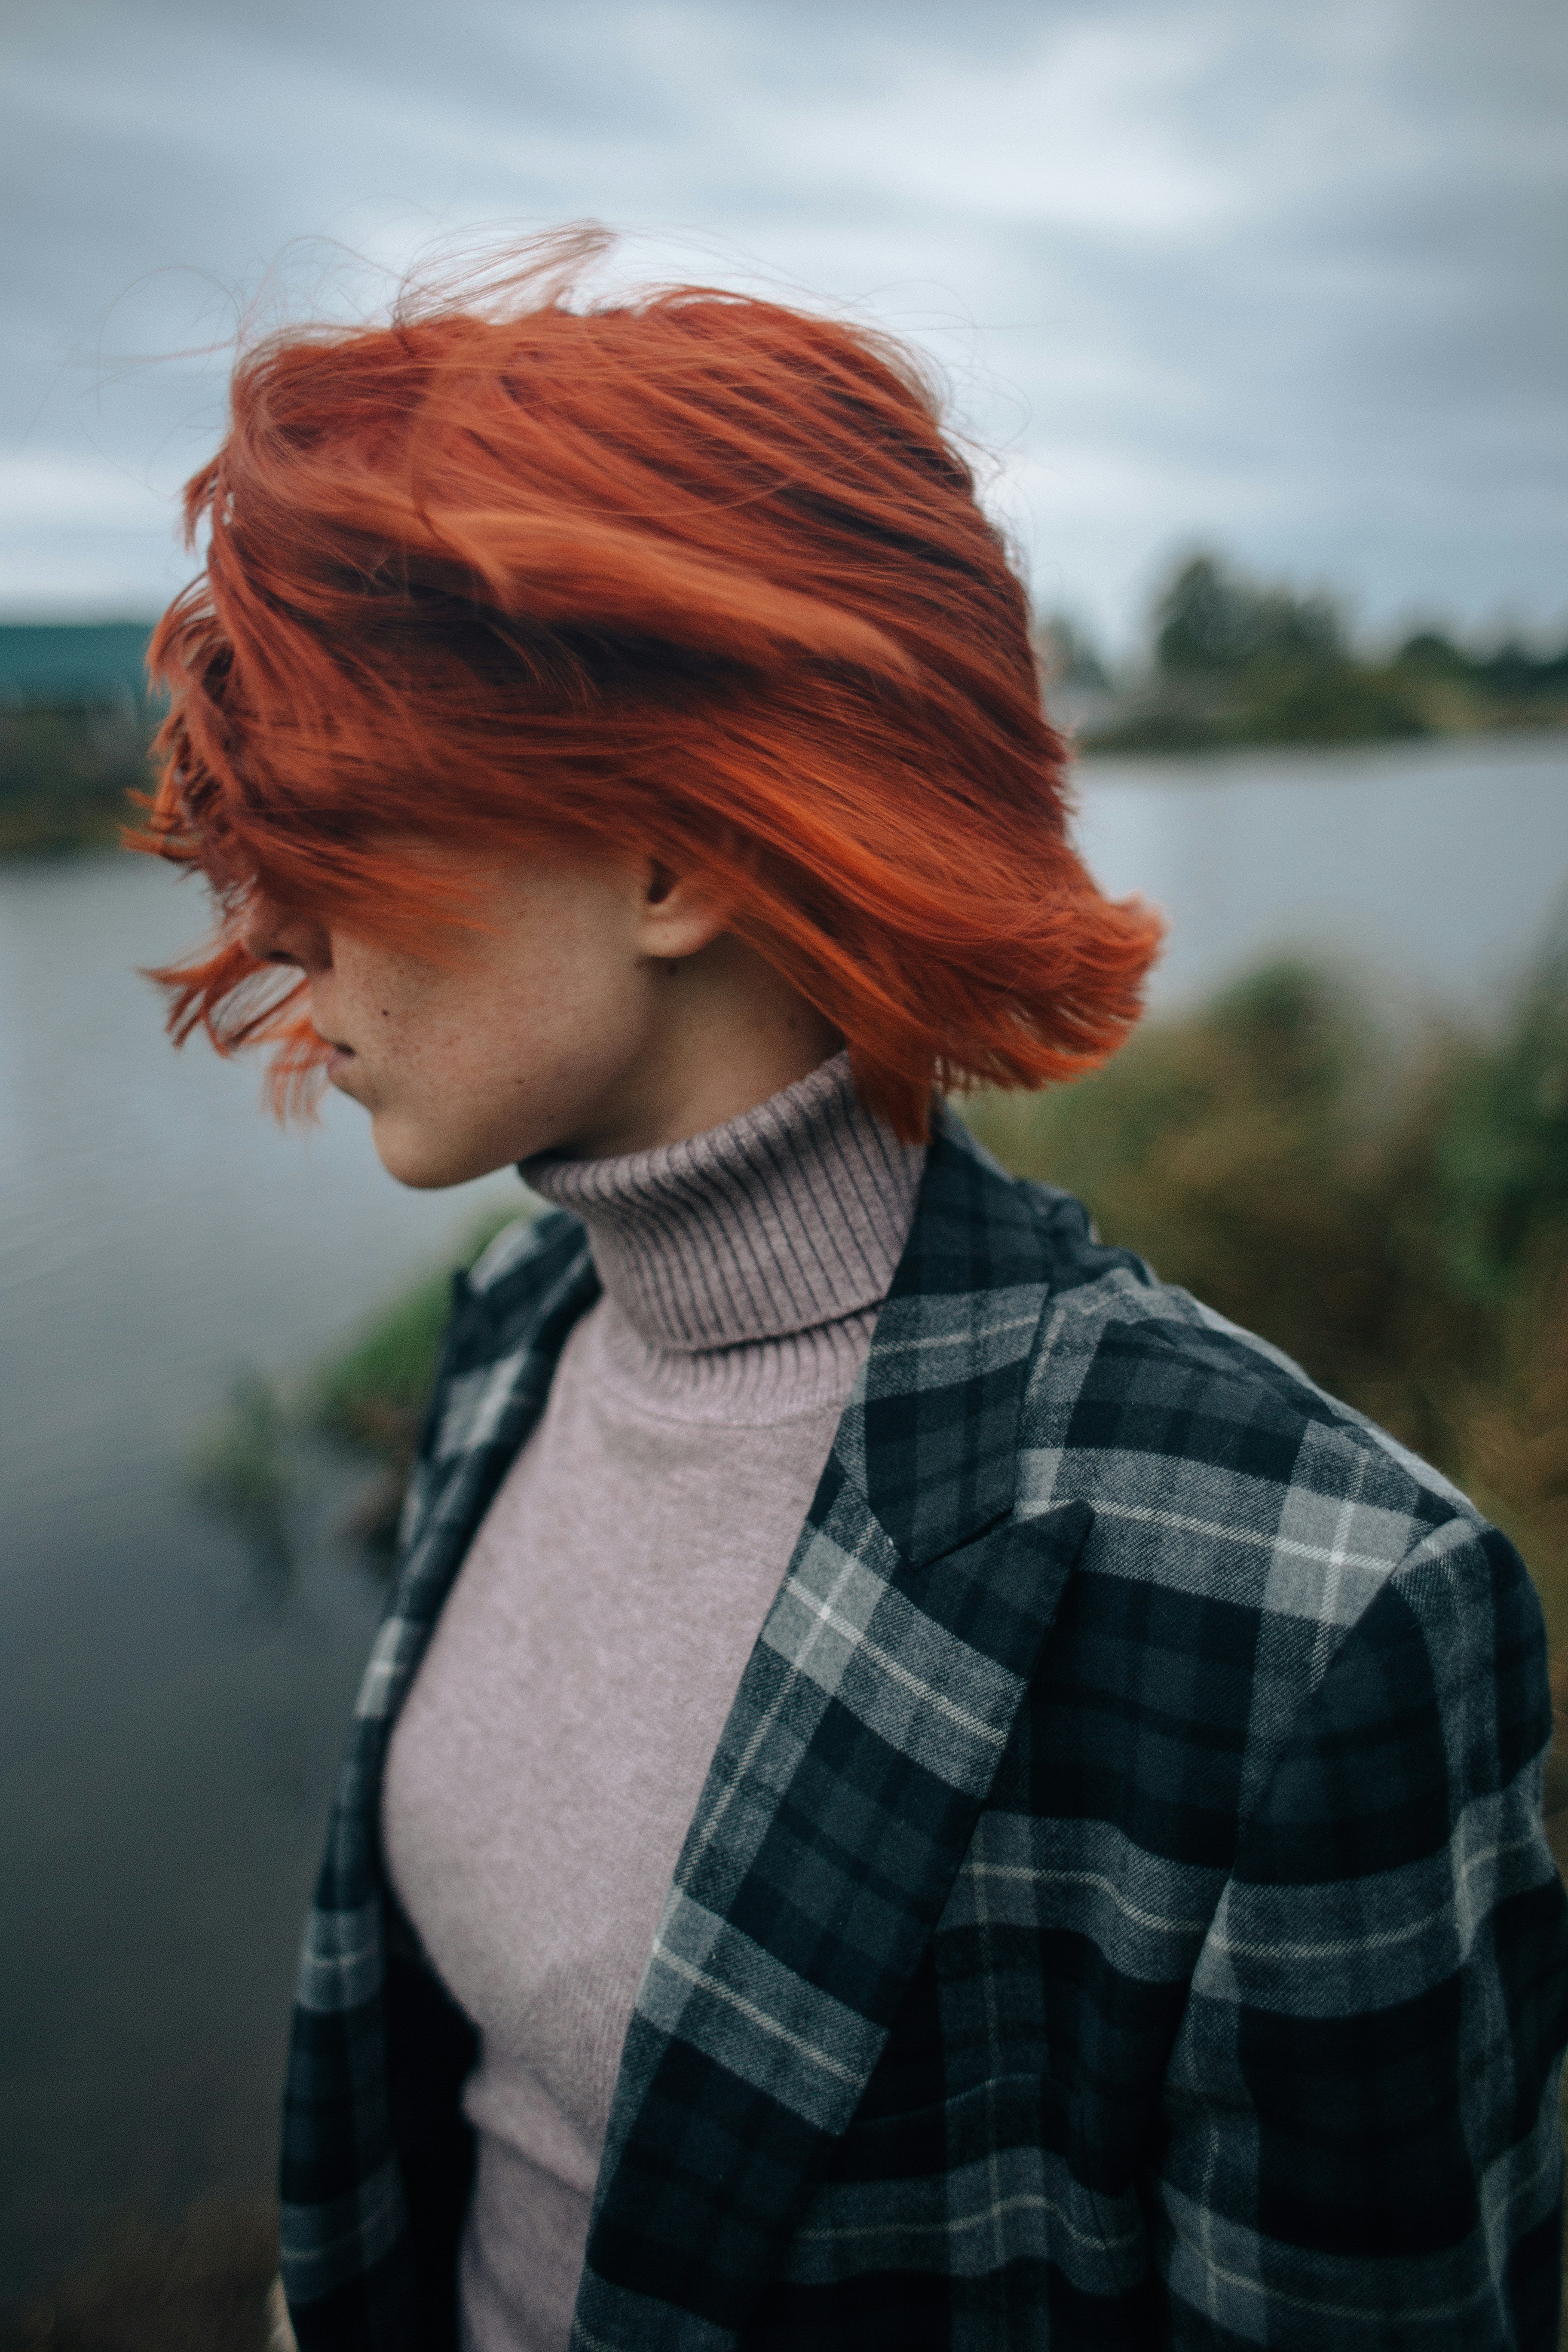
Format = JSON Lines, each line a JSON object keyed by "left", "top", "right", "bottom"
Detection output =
{"left": 143, "top": 241, "right": 1566, "bottom": 2351}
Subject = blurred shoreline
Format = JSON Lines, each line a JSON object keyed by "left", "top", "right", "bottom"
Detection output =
{"left": 1, "top": 714, "right": 1562, "bottom": 863}
{"left": 3, "top": 590, "right": 1567, "bottom": 861}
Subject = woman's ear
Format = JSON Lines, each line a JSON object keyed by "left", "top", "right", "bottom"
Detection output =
{"left": 633, "top": 862, "right": 734, "bottom": 962}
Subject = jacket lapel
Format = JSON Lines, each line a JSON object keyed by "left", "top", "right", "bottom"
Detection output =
{"left": 573, "top": 1112, "right": 1091, "bottom": 2348}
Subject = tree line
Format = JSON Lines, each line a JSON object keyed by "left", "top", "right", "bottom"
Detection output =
{"left": 1039, "top": 552, "right": 1568, "bottom": 750}
{"left": 2, "top": 564, "right": 1566, "bottom": 861}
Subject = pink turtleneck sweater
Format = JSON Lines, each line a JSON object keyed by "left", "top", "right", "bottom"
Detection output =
{"left": 380, "top": 1055, "right": 925, "bottom": 2352}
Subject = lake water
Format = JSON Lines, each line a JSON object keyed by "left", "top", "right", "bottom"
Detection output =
{"left": 2, "top": 730, "right": 1565, "bottom": 2300}
{"left": 1078, "top": 729, "right": 1568, "bottom": 1013}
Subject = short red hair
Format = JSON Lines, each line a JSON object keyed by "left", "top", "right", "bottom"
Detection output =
{"left": 139, "top": 235, "right": 1161, "bottom": 1139}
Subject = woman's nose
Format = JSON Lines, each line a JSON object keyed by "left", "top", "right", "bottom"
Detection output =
{"left": 241, "top": 894, "right": 330, "bottom": 973}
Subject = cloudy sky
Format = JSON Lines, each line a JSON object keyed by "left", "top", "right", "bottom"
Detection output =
{"left": 3, "top": 0, "right": 1562, "bottom": 652}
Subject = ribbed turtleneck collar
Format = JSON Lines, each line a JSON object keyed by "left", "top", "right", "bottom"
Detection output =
{"left": 520, "top": 1054, "right": 925, "bottom": 1357}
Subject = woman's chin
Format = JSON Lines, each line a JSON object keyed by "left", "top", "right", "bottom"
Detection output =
{"left": 368, "top": 1116, "right": 445, "bottom": 1190}
{"left": 371, "top": 1118, "right": 511, "bottom": 1193}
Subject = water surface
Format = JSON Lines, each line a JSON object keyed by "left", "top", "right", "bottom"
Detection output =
{"left": 1079, "top": 729, "right": 1568, "bottom": 1011}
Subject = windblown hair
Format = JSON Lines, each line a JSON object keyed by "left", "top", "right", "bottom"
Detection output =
{"left": 140, "top": 232, "right": 1161, "bottom": 1138}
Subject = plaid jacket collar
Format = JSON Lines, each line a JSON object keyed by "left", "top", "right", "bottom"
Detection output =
{"left": 281, "top": 1107, "right": 1091, "bottom": 2348}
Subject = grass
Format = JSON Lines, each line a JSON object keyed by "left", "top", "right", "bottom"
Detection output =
{"left": 185, "top": 1205, "right": 527, "bottom": 1565}
{"left": 306, "top": 1259, "right": 487, "bottom": 1556}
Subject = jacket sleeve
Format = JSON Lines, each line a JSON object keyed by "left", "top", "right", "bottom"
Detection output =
{"left": 1153, "top": 1515, "right": 1568, "bottom": 2350}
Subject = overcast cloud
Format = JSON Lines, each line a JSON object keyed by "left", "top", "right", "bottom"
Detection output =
{"left": 2, "top": 0, "right": 1563, "bottom": 649}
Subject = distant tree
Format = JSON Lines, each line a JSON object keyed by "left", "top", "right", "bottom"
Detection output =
{"left": 1396, "top": 629, "right": 1568, "bottom": 703}
{"left": 1154, "top": 553, "right": 1342, "bottom": 675}
{"left": 1082, "top": 550, "right": 1562, "bottom": 753}
{"left": 1395, "top": 630, "right": 1474, "bottom": 681}
{"left": 1474, "top": 638, "right": 1568, "bottom": 701}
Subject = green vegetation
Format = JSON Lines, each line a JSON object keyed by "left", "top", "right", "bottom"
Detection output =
{"left": 310, "top": 1204, "right": 524, "bottom": 1553}
{"left": 312, "top": 1263, "right": 462, "bottom": 1459}
{"left": 188, "top": 1371, "right": 297, "bottom": 1586}
{"left": 188, "top": 1205, "right": 525, "bottom": 1568}
{"left": 1044, "top": 552, "right": 1568, "bottom": 752}
{"left": 0, "top": 706, "right": 154, "bottom": 856}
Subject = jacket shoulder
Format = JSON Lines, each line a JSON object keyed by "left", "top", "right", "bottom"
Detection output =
{"left": 1012, "top": 1173, "right": 1483, "bottom": 1608}
{"left": 1008, "top": 1174, "right": 1547, "bottom": 1841}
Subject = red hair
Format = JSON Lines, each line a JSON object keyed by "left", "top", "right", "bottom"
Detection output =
{"left": 138, "top": 233, "right": 1161, "bottom": 1138}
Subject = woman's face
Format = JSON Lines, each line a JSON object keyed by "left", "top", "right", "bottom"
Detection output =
{"left": 240, "top": 848, "right": 836, "bottom": 1186}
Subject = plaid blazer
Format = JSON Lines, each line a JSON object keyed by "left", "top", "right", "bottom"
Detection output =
{"left": 280, "top": 1108, "right": 1568, "bottom": 2349}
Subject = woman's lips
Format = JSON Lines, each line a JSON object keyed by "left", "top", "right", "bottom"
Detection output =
{"left": 326, "top": 1044, "right": 356, "bottom": 1080}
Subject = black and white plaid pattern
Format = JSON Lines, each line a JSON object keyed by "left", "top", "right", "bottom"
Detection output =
{"left": 280, "top": 1110, "right": 1568, "bottom": 2349}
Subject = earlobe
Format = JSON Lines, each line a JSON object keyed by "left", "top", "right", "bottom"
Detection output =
{"left": 635, "top": 864, "right": 733, "bottom": 962}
